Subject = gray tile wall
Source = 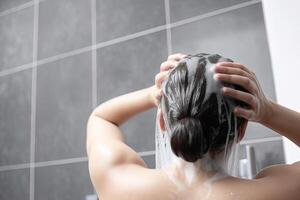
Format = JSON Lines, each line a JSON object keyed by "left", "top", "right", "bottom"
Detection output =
{"left": 0, "top": 0, "right": 285, "bottom": 199}
{"left": 169, "top": 0, "right": 251, "bottom": 22}
{"left": 35, "top": 162, "right": 93, "bottom": 200}
{"left": 38, "top": 0, "right": 92, "bottom": 59}
{"left": 35, "top": 52, "right": 92, "bottom": 162}
{"left": 0, "top": 70, "right": 31, "bottom": 166}
{"left": 96, "top": 0, "right": 166, "bottom": 43}
{"left": 0, "top": 6, "right": 33, "bottom": 71}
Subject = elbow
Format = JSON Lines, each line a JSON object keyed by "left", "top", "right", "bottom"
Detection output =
{"left": 86, "top": 114, "right": 95, "bottom": 157}
{"left": 89, "top": 104, "right": 120, "bottom": 126}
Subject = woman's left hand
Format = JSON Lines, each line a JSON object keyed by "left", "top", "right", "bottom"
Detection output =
{"left": 149, "top": 53, "right": 187, "bottom": 107}
{"left": 214, "top": 62, "right": 271, "bottom": 123}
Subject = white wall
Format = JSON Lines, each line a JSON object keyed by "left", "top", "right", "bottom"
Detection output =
{"left": 262, "top": 0, "right": 300, "bottom": 164}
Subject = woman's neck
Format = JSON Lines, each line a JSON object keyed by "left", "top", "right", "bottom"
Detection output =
{"left": 171, "top": 152, "right": 228, "bottom": 187}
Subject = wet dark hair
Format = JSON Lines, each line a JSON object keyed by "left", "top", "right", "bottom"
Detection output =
{"left": 161, "top": 53, "right": 247, "bottom": 162}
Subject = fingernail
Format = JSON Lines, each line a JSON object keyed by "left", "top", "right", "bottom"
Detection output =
{"left": 214, "top": 66, "right": 221, "bottom": 72}
{"left": 221, "top": 87, "right": 226, "bottom": 93}
{"left": 213, "top": 74, "right": 220, "bottom": 80}
{"left": 216, "top": 62, "right": 224, "bottom": 67}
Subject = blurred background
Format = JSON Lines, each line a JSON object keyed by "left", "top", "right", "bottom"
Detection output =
{"left": 0, "top": 0, "right": 298, "bottom": 199}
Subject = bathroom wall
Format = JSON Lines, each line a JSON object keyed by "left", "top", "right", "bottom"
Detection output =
{"left": 0, "top": 0, "right": 285, "bottom": 200}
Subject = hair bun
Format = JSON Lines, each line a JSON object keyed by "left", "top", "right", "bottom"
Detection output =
{"left": 170, "top": 117, "right": 210, "bottom": 162}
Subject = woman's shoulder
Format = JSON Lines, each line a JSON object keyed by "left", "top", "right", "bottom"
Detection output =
{"left": 158, "top": 162, "right": 300, "bottom": 200}
{"left": 255, "top": 161, "right": 300, "bottom": 179}
{"left": 212, "top": 163, "right": 300, "bottom": 200}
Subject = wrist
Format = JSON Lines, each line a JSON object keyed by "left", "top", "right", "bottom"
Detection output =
{"left": 147, "top": 85, "right": 158, "bottom": 108}
{"left": 261, "top": 99, "right": 276, "bottom": 126}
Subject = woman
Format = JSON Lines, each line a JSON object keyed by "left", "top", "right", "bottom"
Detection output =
{"left": 86, "top": 53, "right": 300, "bottom": 200}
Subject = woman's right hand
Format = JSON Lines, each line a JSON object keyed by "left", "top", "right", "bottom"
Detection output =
{"left": 213, "top": 62, "right": 273, "bottom": 124}
{"left": 151, "top": 53, "right": 187, "bottom": 106}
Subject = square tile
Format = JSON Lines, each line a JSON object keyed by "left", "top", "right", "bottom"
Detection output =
{"left": 244, "top": 122, "right": 280, "bottom": 140}
{"left": 0, "top": 7, "right": 33, "bottom": 71}
{"left": 142, "top": 154, "right": 155, "bottom": 169}
{"left": 38, "top": 0, "right": 91, "bottom": 59}
{"left": 171, "top": 3, "right": 277, "bottom": 139}
{"left": 238, "top": 139, "right": 285, "bottom": 177}
{"left": 169, "top": 0, "right": 251, "bottom": 22}
{"left": 0, "top": 168, "right": 30, "bottom": 200}
{"left": 121, "top": 109, "right": 157, "bottom": 152}
{"left": 0, "top": 70, "right": 31, "bottom": 166}
{"left": 36, "top": 52, "right": 92, "bottom": 162}
{"left": 97, "top": 31, "right": 168, "bottom": 152}
{"left": 96, "top": 0, "right": 166, "bottom": 43}
{"left": 35, "top": 162, "right": 94, "bottom": 200}
{"left": 0, "top": 0, "right": 32, "bottom": 13}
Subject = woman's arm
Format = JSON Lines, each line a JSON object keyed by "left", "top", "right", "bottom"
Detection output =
{"left": 86, "top": 86, "right": 156, "bottom": 159}
{"left": 86, "top": 54, "right": 185, "bottom": 197}
{"left": 92, "top": 86, "right": 156, "bottom": 127}
{"left": 262, "top": 100, "right": 300, "bottom": 147}
{"left": 86, "top": 87, "right": 157, "bottom": 194}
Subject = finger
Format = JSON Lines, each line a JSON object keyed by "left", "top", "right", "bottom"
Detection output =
{"left": 214, "top": 74, "right": 256, "bottom": 94}
{"left": 160, "top": 60, "right": 179, "bottom": 72}
{"left": 216, "top": 62, "right": 252, "bottom": 74}
{"left": 155, "top": 71, "right": 169, "bottom": 88}
{"left": 168, "top": 53, "right": 187, "bottom": 62}
{"left": 155, "top": 88, "right": 163, "bottom": 100}
{"left": 215, "top": 66, "right": 251, "bottom": 78}
{"left": 222, "top": 87, "right": 257, "bottom": 109}
{"left": 234, "top": 107, "right": 255, "bottom": 120}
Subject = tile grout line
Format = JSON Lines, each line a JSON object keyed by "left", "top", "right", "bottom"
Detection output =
{"left": 139, "top": 150, "right": 156, "bottom": 157}
{"left": 0, "top": 0, "right": 47, "bottom": 18}
{"left": 37, "top": 45, "right": 92, "bottom": 66}
{"left": 0, "top": 0, "right": 261, "bottom": 78}
{"left": 94, "top": 24, "right": 166, "bottom": 49}
{"left": 0, "top": 163, "right": 31, "bottom": 172}
{"left": 0, "top": 63, "right": 33, "bottom": 77}
{"left": 0, "top": 158, "right": 89, "bottom": 172}
{"left": 0, "top": 1, "right": 34, "bottom": 17}
{"left": 164, "top": 0, "right": 172, "bottom": 55}
{"left": 91, "top": 0, "right": 98, "bottom": 195}
{"left": 91, "top": 0, "right": 97, "bottom": 108}
{"left": 34, "top": 157, "right": 88, "bottom": 168}
{"left": 0, "top": 150, "right": 156, "bottom": 172}
{"left": 0, "top": 136, "right": 282, "bottom": 172}
{"left": 240, "top": 136, "right": 282, "bottom": 145}
{"left": 170, "top": 0, "right": 261, "bottom": 29}
{"left": 30, "top": 0, "right": 39, "bottom": 199}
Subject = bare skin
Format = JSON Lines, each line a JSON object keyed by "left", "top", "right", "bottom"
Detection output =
{"left": 86, "top": 53, "right": 300, "bottom": 200}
